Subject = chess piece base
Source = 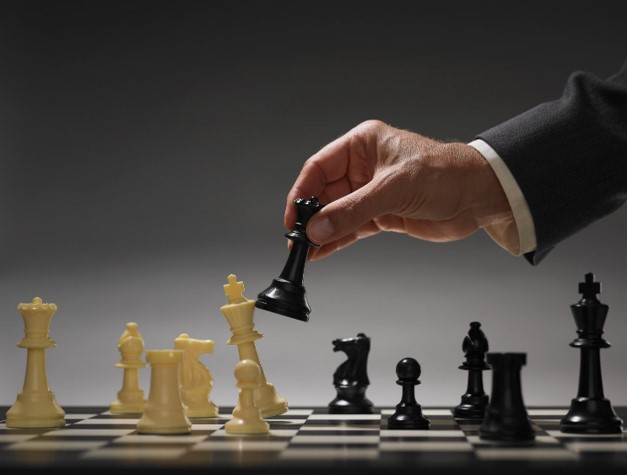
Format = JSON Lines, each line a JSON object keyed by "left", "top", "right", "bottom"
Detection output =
{"left": 329, "top": 386, "right": 374, "bottom": 414}
{"left": 479, "top": 413, "right": 535, "bottom": 442}
{"left": 225, "top": 414, "right": 270, "bottom": 434}
{"left": 137, "top": 405, "right": 192, "bottom": 434}
{"left": 388, "top": 405, "right": 430, "bottom": 430}
{"left": 181, "top": 387, "right": 219, "bottom": 418}
{"left": 255, "top": 383, "right": 288, "bottom": 418}
{"left": 110, "top": 389, "right": 145, "bottom": 414}
{"left": 453, "top": 394, "right": 489, "bottom": 419}
{"left": 6, "top": 391, "right": 65, "bottom": 429}
{"left": 255, "top": 278, "right": 310, "bottom": 322}
{"left": 137, "top": 418, "right": 192, "bottom": 434}
{"left": 560, "top": 397, "right": 623, "bottom": 434}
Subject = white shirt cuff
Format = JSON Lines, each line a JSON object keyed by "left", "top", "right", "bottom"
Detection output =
{"left": 469, "top": 139, "right": 537, "bottom": 255}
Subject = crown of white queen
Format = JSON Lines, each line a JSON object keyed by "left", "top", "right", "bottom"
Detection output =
{"left": 17, "top": 297, "right": 57, "bottom": 349}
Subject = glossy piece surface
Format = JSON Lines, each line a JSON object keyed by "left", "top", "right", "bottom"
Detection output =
{"left": 110, "top": 322, "right": 146, "bottom": 414}
{"left": 479, "top": 352, "right": 534, "bottom": 442}
{"left": 221, "top": 274, "right": 288, "bottom": 417}
{"left": 137, "top": 349, "right": 191, "bottom": 434}
{"left": 6, "top": 297, "right": 65, "bottom": 429}
{"left": 560, "top": 273, "right": 623, "bottom": 434}
{"left": 387, "top": 357, "right": 430, "bottom": 429}
{"left": 328, "top": 333, "right": 374, "bottom": 414}
{"left": 174, "top": 333, "right": 219, "bottom": 418}
{"left": 453, "top": 321, "right": 490, "bottom": 420}
{"left": 256, "top": 196, "right": 323, "bottom": 322}
{"left": 225, "top": 359, "right": 270, "bottom": 434}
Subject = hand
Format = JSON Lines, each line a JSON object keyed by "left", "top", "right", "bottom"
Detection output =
{"left": 285, "top": 120, "right": 519, "bottom": 260}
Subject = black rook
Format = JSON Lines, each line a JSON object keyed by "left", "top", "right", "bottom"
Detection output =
{"left": 479, "top": 353, "right": 534, "bottom": 442}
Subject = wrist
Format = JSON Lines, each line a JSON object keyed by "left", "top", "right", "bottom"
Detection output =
{"left": 451, "top": 143, "right": 522, "bottom": 254}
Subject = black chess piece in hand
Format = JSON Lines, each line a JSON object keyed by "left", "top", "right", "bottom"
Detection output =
{"left": 387, "top": 357, "right": 430, "bottom": 430}
{"left": 453, "top": 322, "right": 490, "bottom": 419}
{"left": 560, "top": 273, "right": 623, "bottom": 434}
{"left": 256, "top": 196, "right": 323, "bottom": 322}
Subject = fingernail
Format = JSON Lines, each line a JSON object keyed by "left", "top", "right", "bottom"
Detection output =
{"left": 308, "top": 217, "right": 334, "bottom": 243}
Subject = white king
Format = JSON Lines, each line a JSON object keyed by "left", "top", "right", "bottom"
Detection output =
{"left": 220, "top": 274, "right": 288, "bottom": 417}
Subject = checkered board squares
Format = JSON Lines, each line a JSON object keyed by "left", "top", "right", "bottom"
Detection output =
{"left": 1, "top": 406, "right": 627, "bottom": 471}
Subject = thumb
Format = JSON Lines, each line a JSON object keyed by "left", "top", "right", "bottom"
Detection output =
{"left": 306, "top": 179, "right": 396, "bottom": 244}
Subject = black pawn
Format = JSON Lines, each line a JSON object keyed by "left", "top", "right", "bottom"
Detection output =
{"left": 453, "top": 322, "right": 490, "bottom": 419}
{"left": 387, "top": 358, "right": 430, "bottom": 430}
{"left": 479, "top": 353, "right": 534, "bottom": 442}
{"left": 560, "top": 273, "right": 623, "bottom": 434}
{"left": 255, "top": 196, "right": 323, "bottom": 322}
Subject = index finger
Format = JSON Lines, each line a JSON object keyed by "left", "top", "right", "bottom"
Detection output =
{"left": 284, "top": 133, "right": 351, "bottom": 229}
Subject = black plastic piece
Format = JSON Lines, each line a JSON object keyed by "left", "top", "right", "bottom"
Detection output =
{"left": 453, "top": 321, "right": 490, "bottom": 420}
{"left": 387, "top": 357, "right": 431, "bottom": 430}
{"left": 328, "top": 333, "right": 374, "bottom": 414}
{"left": 560, "top": 273, "right": 623, "bottom": 434}
{"left": 255, "top": 196, "right": 323, "bottom": 322}
{"left": 479, "top": 353, "right": 535, "bottom": 442}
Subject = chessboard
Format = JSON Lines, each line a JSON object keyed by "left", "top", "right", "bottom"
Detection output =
{"left": 2, "top": 406, "right": 627, "bottom": 475}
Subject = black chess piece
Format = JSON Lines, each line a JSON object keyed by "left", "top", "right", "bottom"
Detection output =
{"left": 560, "top": 273, "right": 623, "bottom": 434}
{"left": 453, "top": 322, "right": 490, "bottom": 419}
{"left": 387, "top": 357, "right": 430, "bottom": 430}
{"left": 479, "top": 353, "right": 535, "bottom": 442}
{"left": 328, "top": 333, "right": 374, "bottom": 414}
{"left": 256, "top": 196, "right": 323, "bottom": 322}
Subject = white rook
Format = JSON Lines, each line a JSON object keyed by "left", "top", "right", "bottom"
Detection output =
{"left": 137, "top": 349, "right": 191, "bottom": 434}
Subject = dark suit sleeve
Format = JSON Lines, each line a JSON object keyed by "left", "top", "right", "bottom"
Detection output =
{"left": 477, "top": 59, "right": 627, "bottom": 264}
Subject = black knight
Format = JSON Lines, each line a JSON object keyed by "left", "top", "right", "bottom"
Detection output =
{"left": 328, "top": 333, "right": 374, "bottom": 414}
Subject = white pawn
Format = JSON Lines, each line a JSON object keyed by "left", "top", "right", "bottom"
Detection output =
{"left": 137, "top": 350, "right": 191, "bottom": 434}
{"left": 110, "top": 322, "right": 146, "bottom": 414}
{"left": 225, "top": 359, "right": 270, "bottom": 434}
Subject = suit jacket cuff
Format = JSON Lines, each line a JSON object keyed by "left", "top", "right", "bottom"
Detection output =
{"left": 469, "top": 139, "right": 537, "bottom": 255}
{"left": 476, "top": 60, "right": 627, "bottom": 265}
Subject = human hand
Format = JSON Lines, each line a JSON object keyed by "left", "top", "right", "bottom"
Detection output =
{"left": 285, "top": 120, "right": 519, "bottom": 260}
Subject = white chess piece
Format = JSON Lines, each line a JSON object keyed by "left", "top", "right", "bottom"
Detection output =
{"left": 110, "top": 322, "right": 146, "bottom": 414}
{"left": 6, "top": 297, "right": 65, "bottom": 428}
{"left": 220, "top": 274, "right": 288, "bottom": 417}
{"left": 137, "top": 350, "right": 191, "bottom": 434}
{"left": 174, "top": 333, "right": 219, "bottom": 418}
{"left": 225, "top": 359, "right": 270, "bottom": 434}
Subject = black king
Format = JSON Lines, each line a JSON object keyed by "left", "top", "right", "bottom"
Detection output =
{"left": 560, "top": 272, "right": 623, "bottom": 434}
{"left": 256, "top": 196, "right": 323, "bottom": 322}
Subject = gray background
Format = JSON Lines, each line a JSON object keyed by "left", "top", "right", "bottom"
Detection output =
{"left": 1, "top": 1, "right": 626, "bottom": 409}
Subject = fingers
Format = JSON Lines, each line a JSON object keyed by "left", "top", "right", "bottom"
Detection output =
{"left": 306, "top": 174, "right": 398, "bottom": 245}
{"left": 284, "top": 120, "right": 396, "bottom": 253}
{"left": 284, "top": 134, "right": 352, "bottom": 229}
{"left": 284, "top": 120, "right": 385, "bottom": 230}
{"left": 281, "top": 124, "right": 489, "bottom": 261}
{"left": 307, "top": 221, "right": 382, "bottom": 260}
{"left": 400, "top": 214, "right": 480, "bottom": 242}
